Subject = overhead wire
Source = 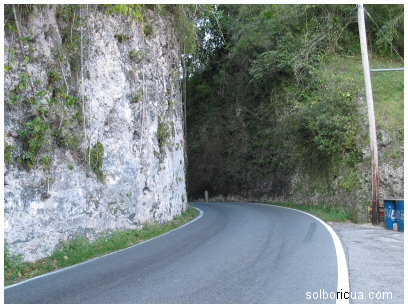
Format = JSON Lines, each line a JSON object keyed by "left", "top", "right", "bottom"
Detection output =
{"left": 363, "top": 7, "right": 404, "bottom": 63}
{"left": 363, "top": 6, "right": 404, "bottom": 30}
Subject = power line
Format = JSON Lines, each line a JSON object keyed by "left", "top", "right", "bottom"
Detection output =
{"left": 363, "top": 7, "right": 404, "bottom": 63}
{"left": 364, "top": 7, "right": 404, "bottom": 30}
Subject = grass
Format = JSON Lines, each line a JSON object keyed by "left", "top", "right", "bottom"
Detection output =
{"left": 4, "top": 206, "right": 198, "bottom": 287}
{"left": 265, "top": 201, "right": 352, "bottom": 223}
{"left": 371, "top": 64, "right": 404, "bottom": 132}
{"left": 325, "top": 54, "right": 404, "bottom": 170}
{"left": 269, "top": 56, "right": 403, "bottom": 223}
{"left": 323, "top": 55, "right": 404, "bottom": 133}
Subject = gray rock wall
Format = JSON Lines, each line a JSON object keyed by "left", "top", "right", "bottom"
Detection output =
{"left": 4, "top": 5, "right": 187, "bottom": 261}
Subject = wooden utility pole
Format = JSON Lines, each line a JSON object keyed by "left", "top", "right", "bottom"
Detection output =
{"left": 358, "top": 4, "right": 380, "bottom": 225}
{"left": 181, "top": 49, "right": 188, "bottom": 196}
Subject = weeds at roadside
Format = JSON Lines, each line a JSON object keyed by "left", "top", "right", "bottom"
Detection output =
{"left": 4, "top": 206, "right": 197, "bottom": 286}
{"left": 266, "top": 201, "right": 352, "bottom": 222}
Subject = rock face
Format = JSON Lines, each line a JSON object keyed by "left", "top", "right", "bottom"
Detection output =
{"left": 4, "top": 5, "right": 187, "bottom": 261}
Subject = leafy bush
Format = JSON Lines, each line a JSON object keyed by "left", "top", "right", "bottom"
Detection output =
{"left": 18, "top": 117, "right": 50, "bottom": 169}
{"left": 295, "top": 72, "right": 360, "bottom": 160}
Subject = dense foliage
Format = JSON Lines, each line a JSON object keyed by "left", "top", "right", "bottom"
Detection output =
{"left": 4, "top": 4, "right": 403, "bottom": 205}
{"left": 185, "top": 4, "right": 403, "bottom": 199}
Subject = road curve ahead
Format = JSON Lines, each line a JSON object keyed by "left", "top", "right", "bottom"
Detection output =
{"left": 4, "top": 202, "right": 348, "bottom": 304}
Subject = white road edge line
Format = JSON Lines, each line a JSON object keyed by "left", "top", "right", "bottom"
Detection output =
{"left": 262, "top": 203, "right": 350, "bottom": 304}
{"left": 4, "top": 207, "right": 204, "bottom": 290}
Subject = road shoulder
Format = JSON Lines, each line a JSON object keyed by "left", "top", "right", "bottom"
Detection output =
{"left": 329, "top": 222, "right": 404, "bottom": 304}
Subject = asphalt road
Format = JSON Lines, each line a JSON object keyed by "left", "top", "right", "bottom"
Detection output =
{"left": 4, "top": 202, "right": 346, "bottom": 304}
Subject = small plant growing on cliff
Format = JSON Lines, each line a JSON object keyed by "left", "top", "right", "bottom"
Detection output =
{"left": 48, "top": 70, "right": 61, "bottom": 85}
{"left": 157, "top": 120, "right": 170, "bottom": 152}
{"left": 87, "top": 142, "right": 105, "bottom": 183}
{"left": 115, "top": 34, "right": 130, "bottom": 43}
{"left": 18, "top": 117, "right": 50, "bottom": 169}
{"left": 143, "top": 24, "right": 153, "bottom": 36}
{"left": 39, "top": 155, "right": 52, "bottom": 171}
{"left": 129, "top": 49, "right": 144, "bottom": 62}
{"left": 105, "top": 4, "right": 143, "bottom": 23}
{"left": 132, "top": 90, "right": 143, "bottom": 103}
{"left": 167, "top": 100, "right": 175, "bottom": 111}
{"left": 129, "top": 49, "right": 137, "bottom": 58}
{"left": 4, "top": 141, "right": 14, "bottom": 164}
{"left": 10, "top": 72, "right": 30, "bottom": 98}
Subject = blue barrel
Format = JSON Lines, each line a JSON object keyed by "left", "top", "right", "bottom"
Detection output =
{"left": 384, "top": 200, "right": 397, "bottom": 230}
{"left": 396, "top": 200, "right": 404, "bottom": 232}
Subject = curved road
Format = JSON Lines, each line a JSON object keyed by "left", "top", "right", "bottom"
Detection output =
{"left": 4, "top": 202, "right": 349, "bottom": 304}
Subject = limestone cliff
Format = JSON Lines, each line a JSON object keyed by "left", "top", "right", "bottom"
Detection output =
{"left": 4, "top": 5, "right": 187, "bottom": 261}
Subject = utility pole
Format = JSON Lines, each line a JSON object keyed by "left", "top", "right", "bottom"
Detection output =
{"left": 181, "top": 48, "right": 188, "bottom": 198}
{"left": 358, "top": 4, "right": 380, "bottom": 225}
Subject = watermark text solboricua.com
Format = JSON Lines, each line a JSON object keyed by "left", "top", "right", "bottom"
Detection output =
{"left": 306, "top": 289, "right": 393, "bottom": 301}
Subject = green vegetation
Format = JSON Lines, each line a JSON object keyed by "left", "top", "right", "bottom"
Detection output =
{"left": 47, "top": 70, "right": 61, "bottom": 85}
{"left": 144, "top": 24, "right": 153, "bottom": 36}
{"left": 4, "top": 141, "right": 14, "bottom": 165}
{"left": 185, "top": 4, "right": 403, "bottom": 210}
{"left": 266, "top": 202, "right": 352, "bottom": 223}
{"left": 323, "top": 56, "right": 404, "bottom": 133}
{"left": 3, "top": 7, "right": 403, "bottom": 287}
{"left": 11, "top": 84, "right": 82, "bottom": 169}
{"left": 132, "top": 90, "right": 143, "bottom": 103}
{"left": 87, "top": 142, "right": 104, "bottom": 183}
{"left": 4, "top": 3, "right": 210, "bottom": 171}
{"left": 371, "top": 62, "right": 404, "bottom": 132}
{"left": 18, "top": 117, "right": 50, "bottom": 169}
{"left": 322, "top": 56, "right": 404, "bottom": 173}
{"left": 157, "top": 120, "right": 171, "bottom": 152}
{"left": 115, "top": 34, "right": 130, "bottom": 43}
{"left": 129, "top": 49, "right": 144, "bottom": 62}
{"left": 105, "top": 4, "right": 143, "bottom": 23}
{"left": 4, "top": 206, "right": 198, "bottom": 286}
{"left": 55, "top": 5, "right": 83, "bottom": 74}
{"left": 5, "top": 4, "right": 35, "bottom": 22}
{"left": 4, "top": 4, "right": 85, "bottom": 169}
{"left": 338, "top": 170, "right": 360, "bottom": 194}
{"left": 104, "top": 3, "right": 215, "bottom": 55}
